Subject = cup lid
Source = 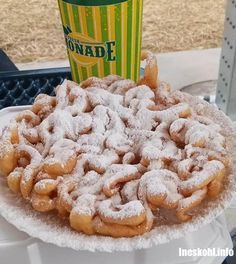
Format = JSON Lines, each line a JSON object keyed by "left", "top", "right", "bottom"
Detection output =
{"left": 62, "top": 0, "right": 127, "bottom": 6}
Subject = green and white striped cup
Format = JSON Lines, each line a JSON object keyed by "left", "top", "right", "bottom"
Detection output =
{"left": 58, "top": 0, "right": 143, "bottom": 83}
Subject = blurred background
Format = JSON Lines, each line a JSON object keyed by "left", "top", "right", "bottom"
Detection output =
{"left": 0, "top": 0, "right": 226, "bottom": 63}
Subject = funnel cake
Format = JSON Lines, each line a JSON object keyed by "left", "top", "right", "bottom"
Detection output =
{"left": 0, "top": 52, "right": 231, "bottom": 238}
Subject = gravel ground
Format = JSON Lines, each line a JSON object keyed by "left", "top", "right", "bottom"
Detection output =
{"left": 0, "top": 0, "right": 226, "bottom": 63}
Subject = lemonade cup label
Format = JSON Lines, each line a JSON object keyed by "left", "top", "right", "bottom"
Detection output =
{"left": 58, "top": 0, "right": 143, "bottom": 83}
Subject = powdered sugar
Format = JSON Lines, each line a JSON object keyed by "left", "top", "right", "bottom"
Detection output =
{"left": 98, "top": 199, "right": 145, "bottom": 220}
{"left": 73, "top": 194, "right": 97, "bottom": 216}
{"left": 121, "top": 180, "right": 139, "bottom": 202}
{"left": 17, "top": 144, "right": 42, "bottom": 166}
{"left": 0, "top": 140, "right": 13, "bottom": 158}
{"left": 103, "top": 164, "right": 139, "bottom": 196}
{"left": 0, "top": 79, "right": 235, "bottom": 251}
{"left": 180, "top": 160, "right": 225, "bottom": 191}
{"left": 178, "top": 188, "right": 207, "bottom": 210}
{"left": 139, "top": 170, "right": 182, "bottom": 206}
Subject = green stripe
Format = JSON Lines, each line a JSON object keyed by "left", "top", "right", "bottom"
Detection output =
{"left": 126, "top": 0, "right": 133, "bottom": 79}
{"left": 100, "top": 6, "right": 110, "bottom": 76}
{"left": 63, "top": 1, "right": 70, "bottom": 26}
{"left": 72, "top": 5, "right": 81, "bottom": 32}
{"left": 58, "top": 0, "right": 65, "bottom": 25}
{"left": 134, "top": 0, "right": 141, "bottom": 82}
{"left": 62, "top": 2, "right": 75, "bottom": 81}
{"left": 86, "top": 6, "right": 99, "bottom": 78}
{"left": 62, "top": 0, "right": 127, "bottom": 6}
{"left": 73, "top": 60, "right": 80, "bottom": 82}
{"left": 137, "top": 0, "right": 143, "bottom": 81}
{"left": 92, "top": 64, "right": 99, "bottom": 76}
{"left": 85, "top": 7, "right": 94, "bottom": 37}
{"left": 62, "top": 3, "right": 80, "bottom": 82}
{"left": 115, "top": 5, "right": 122, "bottom": 76}
{"left": 82, "top": 67, "right": 88, "bottom": 80}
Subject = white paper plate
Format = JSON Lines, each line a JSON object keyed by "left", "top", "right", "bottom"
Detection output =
{"left": 0, "top": 93, "right": 236, "bottom": 252}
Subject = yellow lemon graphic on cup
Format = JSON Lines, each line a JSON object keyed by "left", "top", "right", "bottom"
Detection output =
{"left": 65, "top": 32, "right": 115, "bottom": 67}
